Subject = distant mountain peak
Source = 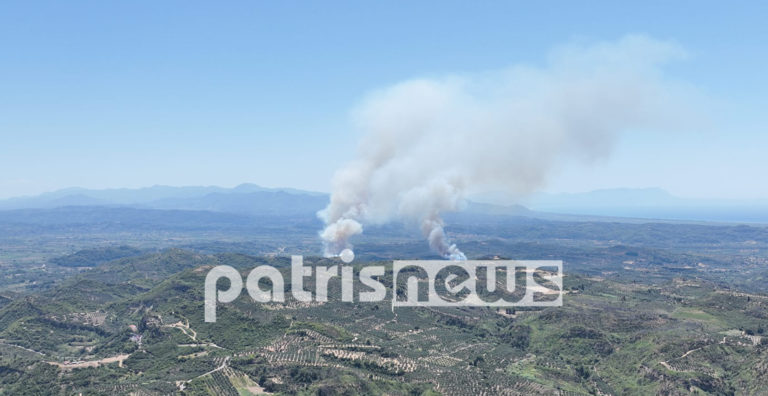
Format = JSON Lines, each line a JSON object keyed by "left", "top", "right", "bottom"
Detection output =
{"left": 0, "top": 184, "right": 328, "bottom": 212}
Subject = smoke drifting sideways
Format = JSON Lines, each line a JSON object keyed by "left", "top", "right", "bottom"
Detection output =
{"left": 319, "top": 35, "right": 690, "bottom": 260}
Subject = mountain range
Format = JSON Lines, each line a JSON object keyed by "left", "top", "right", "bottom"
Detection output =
{"left": 0, "top": 184, "right": 328, "bottom": 216}
{"left": 2, "top": 184, "right": 768, "bottom": 224}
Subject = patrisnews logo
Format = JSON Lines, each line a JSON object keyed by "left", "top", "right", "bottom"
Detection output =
{"left": 205, "top": 257, "right": 562, "bottom": 322}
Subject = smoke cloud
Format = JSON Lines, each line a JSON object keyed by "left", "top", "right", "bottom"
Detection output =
{"left": 319, "top": 35, "right": 688, "bottom": 259}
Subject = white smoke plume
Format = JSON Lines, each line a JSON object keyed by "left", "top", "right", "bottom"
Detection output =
{"left": 319, "top": 35, "right": 688, "bottom": 259}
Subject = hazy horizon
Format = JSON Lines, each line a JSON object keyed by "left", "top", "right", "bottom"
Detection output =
{"left": 4, "top": 182, "right": 768, "bottom": 203}
{"left": 4, "top": 181, "right": 768, "bottom": 205}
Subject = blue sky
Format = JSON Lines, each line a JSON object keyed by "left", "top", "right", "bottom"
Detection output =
{"left": 1, "top": 1, "right": 766, "bottom": 200}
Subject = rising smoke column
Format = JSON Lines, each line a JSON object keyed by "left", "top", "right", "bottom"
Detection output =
{"left": 319, "top": 35, "right": 689, "bottom": 259}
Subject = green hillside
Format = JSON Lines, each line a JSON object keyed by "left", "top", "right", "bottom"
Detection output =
{"left": 1, "top": 248, "right": 767, "bottom": 395}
